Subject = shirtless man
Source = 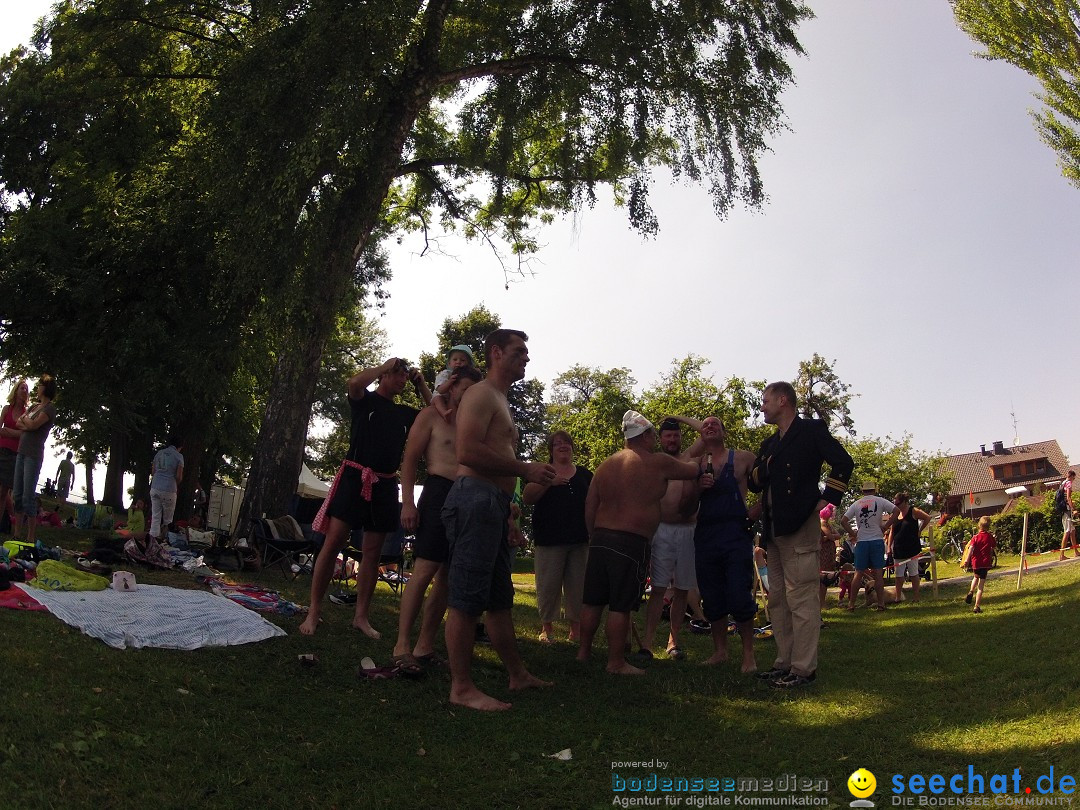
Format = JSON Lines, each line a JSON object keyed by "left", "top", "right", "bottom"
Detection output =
{"left": 641, "top": 416, "right": 704, "bottom": 660}
{"left": 577, "top": 411, "right": 701, "bottom": 675}
{"left": 679, "top": 417, "right": 760, "bottom": 672}
{"left": 298, "top": 357, "right": 431, "bottom": 638}
{"left": 441, "top": 329, "right": 554, "bottom": 711}
{"left": 391, "top": 366, "right": 482, "bottom": 675}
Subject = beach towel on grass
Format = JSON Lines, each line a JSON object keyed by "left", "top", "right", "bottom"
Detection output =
{"left": 13, "top": 583, "right": 287, "bottom": 650}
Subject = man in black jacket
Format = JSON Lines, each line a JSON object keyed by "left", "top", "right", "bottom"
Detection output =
{"left": 749, "top": 381, "right": 853, "bottom": 688}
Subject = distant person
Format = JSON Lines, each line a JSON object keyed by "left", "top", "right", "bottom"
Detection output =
{"left": 55, "top": 451, "right": 76, "bottom": 502}
{"left": 149, "top": 435, "right": 184, "bottom": 541}
{"left": 523, "top": 430, "right": 592, "bottom": 644}
{"left": 299, "top": 357, "right": 432, "bottom": 638}
{"left": 961, "top": 516, "right": 996, "bottom": 613}
{"left": 0, "top": 379, "right": 28, "bottom": 528}
{"left": 1058, "top": 471, "right": 1078, "bottom": 561}
{"left": 118, "top": 498, "right": 147, "bottom": 538}
{"left": 843, "top": 482, "right": 894, "bottom": 612}
{"left": 12, "top": 375, "right": 58, "bottom": 546}
{"left": 749, "top": 381, "right": 853, "bottom": 689}
{"left": 430, "top": 345, "right": 476, "bottom": 422}
{"left": 441, "top": 329, "right": 552, "bottom": 710}
{"left": 889, "top": 492, "right": 931, "bottom": 603}
{"left": 577, "top": 411, "right": 699, "bottom": 675}
{"left": 193, "top": 485, "right": 208, "bottom": 523}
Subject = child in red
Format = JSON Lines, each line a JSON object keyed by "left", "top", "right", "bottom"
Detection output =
{"left": 960, "top": 516, "right": 995, "bottom": 613}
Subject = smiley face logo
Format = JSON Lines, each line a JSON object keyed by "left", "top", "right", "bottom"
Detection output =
{"left": 847, "top": 768, "right": 876, "bottom": 798}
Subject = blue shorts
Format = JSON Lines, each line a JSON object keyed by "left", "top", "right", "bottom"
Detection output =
{"left": 694, "top": 520, "right": 757, "bottom": 623}
{"left": 854, "top": 538, "right": 885, "bottom": 570}
{"left": 442, "top": 477, "right": 514, "bottom": 616}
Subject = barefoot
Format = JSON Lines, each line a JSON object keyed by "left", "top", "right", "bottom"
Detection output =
{"left": 606, "top": 661, "right": 646, "bottom": 675}
{"left": 701, "top": 653, "right": 728, "bottom": 666}
{"left": 509, "top": 672, "right": 553, "bottom": 691}
{"left": 740, "top": 656, "right": 758, "bottom": 675}
{"left": 299, "top": 615, "right": 319, "bottom": 636}
{"left": 450, "top": 686, "right": 512, "bottom": 711}
{"left": 575, "top": 649, "right": 591, "bottom": 663}
{"left": 352, "top": 619, "right": 381, "bottom": 640}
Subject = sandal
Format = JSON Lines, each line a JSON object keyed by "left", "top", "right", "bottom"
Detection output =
{"left": 357, "top": 656, "right": 400, "bottom": 680}
{"left": 390, "top": 653, "right": 424, "bottom": 678}
{"left": 415, "top": 651, "right": 446, "bottom": 667}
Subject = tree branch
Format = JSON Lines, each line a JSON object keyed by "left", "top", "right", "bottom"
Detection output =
{"left": 394, "top": 156, "right": 612, "bottom": 186}
{"left": 434, "top": 53, "right": 597, "bottom": 87}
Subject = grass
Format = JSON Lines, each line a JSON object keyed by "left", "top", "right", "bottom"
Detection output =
{"left": 5, "top": 525, "right": 1080, "bottom": 810}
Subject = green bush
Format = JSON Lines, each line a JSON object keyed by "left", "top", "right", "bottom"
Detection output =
{"left": 935, "top": 515, "right": 976, "bottom": 551}
{"left": 990, "top": 498, "right": 1060, "bottom": 554}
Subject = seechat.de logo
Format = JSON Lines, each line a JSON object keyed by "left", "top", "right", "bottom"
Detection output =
{"left": 848, "top": 768, "right": 877, "bottom": 808}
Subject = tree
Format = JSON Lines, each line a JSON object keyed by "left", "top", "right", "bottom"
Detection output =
{"left": 638, "top": 355, "right": 771, "bottom": 455}
{"left": 216, "top": 0, "right": 812, "bottom": 530}
{"left": 844, "top": 434, "right": 951, "bottom": 510}
{"left": 793, "top": 353, "right": 856, "bottom": 435}
{"left": 4, "top": 1, "right": 812, "bottom": 529}
{"left": 952, "top": 0, "right": 1080, "bottom": 188}
{"left": 546, "top": 365, "right": 638, "bottom": 471}
{"left": 0, "top": 11, "right": 229, "bottom": 511}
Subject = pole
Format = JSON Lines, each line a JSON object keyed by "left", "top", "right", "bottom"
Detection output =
{"left": 1016, "top": 512, "right": 1029, "bottom": 590}
{"left": 928, "top": 523, "right": 939, "bottom": 599}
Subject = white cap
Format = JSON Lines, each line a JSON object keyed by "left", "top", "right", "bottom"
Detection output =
{"left": 622, "top": 410, "right": 654, "bottom": 440}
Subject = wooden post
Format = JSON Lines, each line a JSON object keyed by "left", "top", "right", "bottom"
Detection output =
{"left": 928, "top": 524, "right": 939, "bottom": 599}
{"left": 1016, "top": 512, "right": 1029, "bottom": 590}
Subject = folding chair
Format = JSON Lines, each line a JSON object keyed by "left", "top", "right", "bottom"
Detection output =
{"left": 332, "top": 527, "right": 409, "bottom": 597}
{"left": 250, "top": 515, "right": 316, "bottom": 579}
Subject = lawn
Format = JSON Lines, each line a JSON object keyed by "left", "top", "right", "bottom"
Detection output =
{"left": 4, "top": 526, "right": 1080, "bottom": 810}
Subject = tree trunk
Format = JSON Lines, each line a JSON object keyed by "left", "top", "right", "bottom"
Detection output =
{"left": 81, "top": 451, "right": 95, "bottom": 505}
{"left": 173, "top": 415, "right": 207, "bottom": 523}
{"left": 235, "top": 20, "right": 447, "bottom": 537}
{"left": 102, "top": 425, "right": 128, "bottom": 510}
{"left": 236, "top": 336, "right": 325, "bottom": 534}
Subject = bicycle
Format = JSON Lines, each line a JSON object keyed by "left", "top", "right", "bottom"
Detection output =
{"left": 935, "top": 536, "right": 998, "bottom": 569}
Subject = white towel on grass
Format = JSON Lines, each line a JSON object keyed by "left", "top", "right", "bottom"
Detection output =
{"left": 15, "top": 582, "right": 287, "bottom": 650}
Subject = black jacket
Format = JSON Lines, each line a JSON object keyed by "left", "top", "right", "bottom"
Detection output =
{"left": 749, "top": 416, "right": 853, "bottom": 541}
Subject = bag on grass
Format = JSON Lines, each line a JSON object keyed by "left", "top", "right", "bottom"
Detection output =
{"left": 124, "top": 535, "right": 173, "bottom": 569}
{"left": 28, "top": 559, "right": 109, "bottom": 592}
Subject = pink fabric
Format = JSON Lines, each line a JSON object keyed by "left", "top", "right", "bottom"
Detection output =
{"left": 0, "top": 404, "right": 23, "bottom": 453}
{"left": 311, "top": 460, "right": 395, "bottom": 533}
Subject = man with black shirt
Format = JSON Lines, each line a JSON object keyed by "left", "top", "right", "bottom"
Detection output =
{"left": 749, "top": 382, "right": 852, "bottom": 689}
{"left": 299, "top": 357, "right": 431, "bottom": 638}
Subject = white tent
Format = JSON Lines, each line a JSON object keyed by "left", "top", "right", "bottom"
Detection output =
{"left": 296, "top": 464, "right": 330, "bottom": 499}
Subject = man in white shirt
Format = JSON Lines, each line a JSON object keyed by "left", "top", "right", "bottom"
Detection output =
{"left": 843, "top": 482, "right": 894, "bottom": 611}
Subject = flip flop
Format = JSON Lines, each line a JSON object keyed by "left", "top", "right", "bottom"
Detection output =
{"left": 391, "top": 652, "right": 424, "bottom": 678}
{"left": 415, "top": 651, "right": 446, "bottom": 667}
{"left": 357, "top": 656, "right": 400, "bottom": 680}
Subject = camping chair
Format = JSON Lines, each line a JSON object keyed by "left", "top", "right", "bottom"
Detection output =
{"left": 333, "top": 527, "right": 409, "bottom": 597}
{"left": 250, "top": 515, "right": 316, "bottom": 579}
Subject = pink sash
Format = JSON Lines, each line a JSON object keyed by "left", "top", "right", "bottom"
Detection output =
{"left": 311, "top": 460, "right": 396, "bottom": 533}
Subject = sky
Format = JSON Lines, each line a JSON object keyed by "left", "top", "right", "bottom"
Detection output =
{"left": 3, "top": 0, "right": 1080, "bottom": 500}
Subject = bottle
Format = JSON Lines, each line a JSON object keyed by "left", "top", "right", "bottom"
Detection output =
{"left": 705, "top": 453, "right": 714, "bottom": 476}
